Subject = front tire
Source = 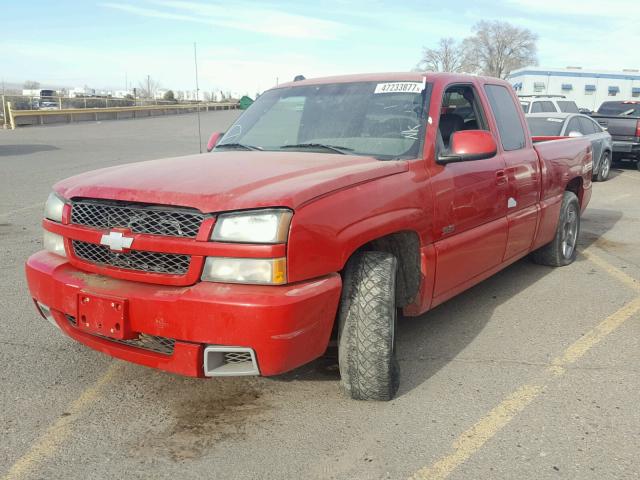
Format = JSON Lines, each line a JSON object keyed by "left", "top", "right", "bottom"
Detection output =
{"left": 338, "top": 251, "right": 399, "bottom": 401}
{"left": 530, "top": 191, "right": 580, "bottom": 267}
{"left": 594, "top": 151, "right": 611, "bottom": 182}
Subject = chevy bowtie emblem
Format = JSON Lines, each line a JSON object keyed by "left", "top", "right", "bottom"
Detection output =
{"left": 100, "top": 231, "right": 134, "bottom": 252}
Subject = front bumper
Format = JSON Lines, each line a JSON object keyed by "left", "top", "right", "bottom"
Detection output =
{"left": 26, "top": 251, "right": 341, "bottom": 377}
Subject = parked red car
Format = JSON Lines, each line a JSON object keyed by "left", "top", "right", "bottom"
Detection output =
{"left": 26, "top": 73, "right": 592, "bottom": 400}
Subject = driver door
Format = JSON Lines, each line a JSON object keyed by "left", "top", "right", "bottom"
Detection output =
{"left": 428, "top": 83, "right": 508, "bottom": 302}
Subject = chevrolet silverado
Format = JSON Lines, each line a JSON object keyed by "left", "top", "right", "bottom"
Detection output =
{"left": 26, "top": 73, "right": 592, "bottom": 400}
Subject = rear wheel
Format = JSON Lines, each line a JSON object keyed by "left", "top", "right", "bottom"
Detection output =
{"left": 530, "top": 191, "right": 580, "bottom": 267}
{"left": 338, "top": 251, "right": 399, "bottom": 401}
{"left": 594, "top": 151, "right": 611, "bottom": 182}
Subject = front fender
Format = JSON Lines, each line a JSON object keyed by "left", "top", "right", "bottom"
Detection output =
{"left": 286, "top": 169, "right": 432, "bottom": 283}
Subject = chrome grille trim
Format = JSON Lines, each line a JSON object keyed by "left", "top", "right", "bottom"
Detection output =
{"left": 72, "top": 240, "right": 191, "bottom": 275}
{"left": 70, "top": 199, "right": 206, "bottom": 238}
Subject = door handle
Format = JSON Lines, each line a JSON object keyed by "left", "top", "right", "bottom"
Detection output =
{"left": 496, "top": 170, "right": 507, "bottom": 186}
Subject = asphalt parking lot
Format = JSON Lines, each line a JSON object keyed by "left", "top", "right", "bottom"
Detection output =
{"left": 1, "top": 113, "right": 639, "bottom": 480}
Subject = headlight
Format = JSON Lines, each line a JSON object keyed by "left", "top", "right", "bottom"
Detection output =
{"left": 211, "top": 209, "right": 292, "bottom": 243}
{"left": 44, "top": 192, "right": 67, "bottom": 222}
{"left": 201, "top": 257, "right": 286, "bottom": 285}
{"left": 43, "top": 230, "right": 66, "bottom": 257}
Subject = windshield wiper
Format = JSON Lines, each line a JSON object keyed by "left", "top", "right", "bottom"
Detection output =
{"left": 278, "top": 143, "right": 353, "bottom": 154}
{"left": 215, "top": 143, "right": 263, "bottom": 151}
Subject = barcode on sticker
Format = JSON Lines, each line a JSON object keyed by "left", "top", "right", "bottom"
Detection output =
{"left": 374, "top": 82, "right": 423, "bottom": 94}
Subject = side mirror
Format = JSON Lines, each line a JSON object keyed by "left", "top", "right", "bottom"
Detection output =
{"left": 568, "top": 131, "right": 583, "bottom": 137}
{"left": 437, "top": 130, "right": 498, "bottom": 165}
{"left": 207, "top": 132, "right": 224, "bottom": 152}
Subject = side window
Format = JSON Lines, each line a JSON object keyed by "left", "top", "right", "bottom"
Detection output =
{"left": 589, "top": 118, "right": 603, "bottom": 133}
{"left": 557, "top": 101, "right": 579, "bottom": 113}
{"left": 484, "top": 84, "right": 526, "bottom": 151}
{"left": 578, "top": 117, "right": 599, "bottom": 134}
{"left": 437, "top": 84, "right": 489, "bottom": 151}
{"left": 540, "top": 101, "right": 556, "bottom": 112}
{"left": 566, "top": 117, "right": 582, "bottom": 135}
{"left": 531, "top": 102, "right": 543, "bottom": 113}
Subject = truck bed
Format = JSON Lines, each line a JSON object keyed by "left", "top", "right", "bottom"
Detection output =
{"left": 532, "top": 136, "right": 591, "bottom": 202}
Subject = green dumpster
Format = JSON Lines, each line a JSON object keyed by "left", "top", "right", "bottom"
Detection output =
{"left": 239, "top": 96, "right": 254, "bottom": 110}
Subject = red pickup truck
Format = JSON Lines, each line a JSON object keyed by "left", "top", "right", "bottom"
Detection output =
{"left": 26, "top": 73, "right": 592, "bottom": 401}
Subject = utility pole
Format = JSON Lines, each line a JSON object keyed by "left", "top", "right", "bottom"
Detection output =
{"left": 147, "top": 74, "right": 151, "bottom": 99}
{"left": 125, "top": 72, "right": 128, "bottom": 93}
{"left": 193, "top": 42, "right": 202, "bottom": 154}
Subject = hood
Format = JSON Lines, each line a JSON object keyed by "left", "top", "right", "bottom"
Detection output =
{"left": 55, "top": 151, "right": 408, "bottom": 213}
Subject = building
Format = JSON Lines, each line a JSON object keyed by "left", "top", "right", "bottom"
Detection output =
{"left": 508, "top": 67, "right": 640, "bottom": 111}
{"left": 69, "top": 86, "right": 96, "bottom": 98}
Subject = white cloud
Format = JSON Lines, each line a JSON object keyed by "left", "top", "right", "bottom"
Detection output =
{"left": 100, "top": 1, "right": 346, "bottom": 39}
{"left": 506, "top": 0, "right": 640, "bottom": 18}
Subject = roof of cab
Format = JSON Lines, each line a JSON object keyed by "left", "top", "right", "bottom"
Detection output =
{"left": 274, "top": 72, "right": 508, "bottom": 90}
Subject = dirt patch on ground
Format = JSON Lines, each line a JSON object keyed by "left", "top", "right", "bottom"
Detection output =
{"left": 129, "top": 381, "right": 270, "bottom": 462}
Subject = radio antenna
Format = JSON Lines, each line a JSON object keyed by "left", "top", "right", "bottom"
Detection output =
{"left": 193, "top": 42, "right": 203, "bottom": 153}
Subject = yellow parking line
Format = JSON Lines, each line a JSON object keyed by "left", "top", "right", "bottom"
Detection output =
{"left": 1, "top": 362, "right": 122, "bottom": 480}
{"left": 410, "top": 251, "right": 640, "bottom": 480}
{"left": 581, "top": 249, "right": 640, "bottom": 293}
{"left": 410, "top": 384, "right": 543, "bottom": 480}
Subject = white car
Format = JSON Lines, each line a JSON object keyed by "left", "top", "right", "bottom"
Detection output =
{"left": 519, "top": 96, "right": 580, "bottom": 114}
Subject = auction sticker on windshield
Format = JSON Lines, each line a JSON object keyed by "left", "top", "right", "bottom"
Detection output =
{"left": 374, "top": 82, "right": 423, "bottom": 94}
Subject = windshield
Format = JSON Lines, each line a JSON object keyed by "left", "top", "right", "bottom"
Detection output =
{"left": 217, "top": 81, "right": 430, "bottom": 159}
{"left": 526, "top": 117, "right": 565, "bottom": 136}
{"left": 597, "top": 101, "right": 640, "bottom": 117}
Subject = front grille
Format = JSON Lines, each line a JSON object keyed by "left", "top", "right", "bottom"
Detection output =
{"left": 105, "top": 333, "right": 176, "bottom": 355}
{"left": 71, "top": 200, "right": 206, "bottom": 238}
{"left": 72, "top": 240, "right": 191, "bottom": 275}
{"left": 65, "top": 315, "right": 175, "bottom": 355}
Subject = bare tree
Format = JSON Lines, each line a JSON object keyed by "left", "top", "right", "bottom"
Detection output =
{"left": 462, "top": 21, "right": 537, "bottom": 78}
{"left": 417, "top": 38, "right": 467, "bottom": 73}
{"left": 23, "top": 80, "right": 41, "bottom": 90}
{"left": 137, "top": 76, "right": 161, "bottom": 98}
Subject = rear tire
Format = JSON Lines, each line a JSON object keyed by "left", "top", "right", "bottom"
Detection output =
{"left": 530, "top": 191, "right": 580, "bottom": 267}
{"left": 338, "top": 251, "right": 399, "bottom": 401}
{"left": 594, "top": 151, "right": 611, "bottom": 182}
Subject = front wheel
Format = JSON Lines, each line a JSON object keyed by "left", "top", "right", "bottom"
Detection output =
{"left": 338, "top": 251, "right": 399, "bottom": 401}
{"left": 530, "top": 191, "right": 580, "bottom": 267}
{"left": 594, "top": 151, "right": 611, "bottom": 182}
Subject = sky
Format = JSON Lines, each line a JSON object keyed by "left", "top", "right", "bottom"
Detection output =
{"left": 1, "top": 0, "right": 638, "bottom": 96}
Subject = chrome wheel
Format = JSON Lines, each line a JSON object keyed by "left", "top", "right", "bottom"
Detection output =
{"left": 600, "top": 153, "right": 611, "bottom": 180}
{"left": 561, "top": 204, "right": 578, "bottom": 259}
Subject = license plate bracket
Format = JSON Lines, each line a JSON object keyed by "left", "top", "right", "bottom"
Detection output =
{"left": 76, "top": 292, "right": 136, "bottom": 340}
